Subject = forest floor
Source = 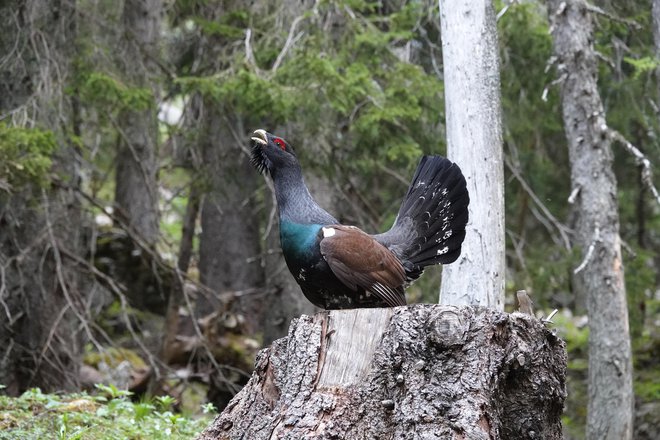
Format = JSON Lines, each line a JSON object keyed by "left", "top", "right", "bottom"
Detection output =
{"left": 0, "top": 385, "right": 214, "bottom": 440}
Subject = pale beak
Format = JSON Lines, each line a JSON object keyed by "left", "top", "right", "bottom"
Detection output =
{"left": 251, "top": 129, "right": 268, "bottom": 145}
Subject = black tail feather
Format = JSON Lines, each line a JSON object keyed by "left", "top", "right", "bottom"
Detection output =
{"left": 373, "top": 155, "right": 469, "bottom": 281}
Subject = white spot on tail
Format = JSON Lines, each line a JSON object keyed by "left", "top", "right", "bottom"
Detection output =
{"left": 437, "top": 246, "right": 449, "bottom": 255}
{"left": 322, "top": 227, "right": 336, "bottom": 238}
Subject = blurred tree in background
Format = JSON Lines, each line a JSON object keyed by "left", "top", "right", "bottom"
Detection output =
{"left": 0, "top": 1, "right": 658, "bottom": 438}
{"left": 0, "top": 0, "right": 90, "bottom": 395}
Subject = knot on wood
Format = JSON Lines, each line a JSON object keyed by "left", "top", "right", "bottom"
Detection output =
{"left": 426, "top": 306, "right": 468, "bottom": 349}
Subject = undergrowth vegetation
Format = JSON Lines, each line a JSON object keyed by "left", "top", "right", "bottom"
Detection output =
{"left": 0, "top": 385, "right": 215, "bottom": 440}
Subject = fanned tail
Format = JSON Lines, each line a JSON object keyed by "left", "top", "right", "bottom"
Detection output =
{"left": 374, "top": 155, "right": 469, "bottom": 281}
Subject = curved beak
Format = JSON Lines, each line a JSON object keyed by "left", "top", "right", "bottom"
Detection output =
{"left": 251, "top": 129, "right": 268, "bottom": 145}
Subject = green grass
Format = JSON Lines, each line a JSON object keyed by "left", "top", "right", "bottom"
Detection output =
{"left": 0, "top": 385, "right": 215, "bottom": 440}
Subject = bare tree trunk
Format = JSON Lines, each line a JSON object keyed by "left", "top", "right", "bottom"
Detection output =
{"left": 438, "top": 0, "right": 505, "bottom": 309}
{"left": 160, "top": 185, "right": 201, "bottom": 365}
{"left": 652, "top": 0, "right": 660, "bottom": 290}
{"left": 199, "top": 305, "right": 566, "bottom": 439}
{"left": 547, "top": 1, "right": 633, "bottom": 438}
{"left": 114, "top": 0, "right": 161, "bottom": 245}
{"left": 0, "top": 0, "right": 86, "bottom": 393}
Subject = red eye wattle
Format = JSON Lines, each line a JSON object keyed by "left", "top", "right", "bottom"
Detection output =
{"left": 273, "top": 138, "right": 286, "bottom": 150}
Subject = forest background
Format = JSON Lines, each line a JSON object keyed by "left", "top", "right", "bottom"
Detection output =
{"left": 0, "top": 0, "right": 658, "bottom": 439}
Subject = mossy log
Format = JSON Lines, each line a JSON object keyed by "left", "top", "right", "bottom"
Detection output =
{"left": 198, "top": 305, "right": 566, "bottom": 440}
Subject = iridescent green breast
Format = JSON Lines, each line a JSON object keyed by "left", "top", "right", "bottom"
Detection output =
{"left": 280, "top": 221, "right": 323, "bottom": 262}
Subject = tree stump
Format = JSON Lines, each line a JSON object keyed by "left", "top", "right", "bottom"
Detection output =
{"left": 198, "top": 305, "right": 566, "bottom": 439}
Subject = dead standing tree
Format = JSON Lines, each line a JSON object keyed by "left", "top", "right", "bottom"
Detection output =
{"left": 547, "top": 1, "right": 634, "bottom": 438}
{"left": 438, "top": 0, "right": 506, "bottom": 309}
{"left": 199, "top": 305, "right": 566, "bottom": 439}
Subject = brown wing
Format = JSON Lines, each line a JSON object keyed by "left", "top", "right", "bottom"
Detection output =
{"left": 319, "top": 225, "right": 407, "bottom": 307}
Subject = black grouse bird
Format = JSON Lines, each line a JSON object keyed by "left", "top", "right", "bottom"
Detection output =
{"left": 250, "top": 129, "right": 469, "bottom": 310}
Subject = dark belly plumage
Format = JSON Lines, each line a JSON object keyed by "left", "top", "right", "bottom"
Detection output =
{"left": 279, "top": 220, "right": 393, "bottom": 309}
{"left": 284, "top": 253, "right": 390, "bottom": 309}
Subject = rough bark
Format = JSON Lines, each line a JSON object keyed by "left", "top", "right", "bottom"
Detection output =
{"left": 438, "top": 0, "right": 505, "bottom": 309}
{"left": 547, "top": 1, "right": 634, "bottom": 438}
{"left": 199, "top": 305, "right": 566, "bottom": 440}
{"left": 0, "top": 0, "right": 86, "bottom": 393}
{"left": 114, "top": 0, "right": 161, "bottom": 245}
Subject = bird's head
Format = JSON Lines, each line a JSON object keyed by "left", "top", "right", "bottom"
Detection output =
{"left": 250, "top": 129, "right": 298, "bottom": 175}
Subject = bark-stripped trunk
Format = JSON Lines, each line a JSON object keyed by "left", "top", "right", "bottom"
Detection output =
{"left": 114, "top": 0, "right": 161, "bottom": 245}
{"left": 0, "top": 0, "right": 86, "bottom": 393}
{"left": 199, "top": 305, "right": 566, "bottom": 439}
{"left": 547, "top": 1, "right": 633, "bottom": 438}
{"left": 438, "top": 0, "right": 505, "bottom": 309}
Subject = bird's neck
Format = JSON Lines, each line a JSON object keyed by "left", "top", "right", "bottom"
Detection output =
{"left": 272, "top": 165, "right": 336, "bottom": 225}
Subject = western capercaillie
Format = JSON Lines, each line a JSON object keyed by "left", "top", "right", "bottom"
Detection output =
{"left": 251, "top": 129, "right": 469, "bottom": 309}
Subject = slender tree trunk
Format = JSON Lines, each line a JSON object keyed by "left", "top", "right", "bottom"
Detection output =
{"left": 438, "top": 0, "right": 505, "bottom": 309}
{"left": 0, "top": 0, "right": 86, "bottom": 393}
{"left": 160, "top": 185, "right": 200, "bottom": 365}
{"left": 199, "top": 305, "right": 566, "bottom": 440}
{"left": 654, "top": 0, "right": 660, "bottom": 96}
{"left": 547, "top": 1, "right": 633, "bottom": 438}
{"left": 652, "top": 0, "right": 660, "bottom": 289}
{"left": 114, "top": 0, "right": 161, "bottom": 245}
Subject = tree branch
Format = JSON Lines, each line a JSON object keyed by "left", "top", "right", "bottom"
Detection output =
{"left": 585, "top": 3, "right": 642, "bottom": 30}
{"left": 608, "top": 129, "right": 660, "bottom": 206}
{"left": 504, "top": 154, "right": 573, "bottom": 250}
{"left": 573, "top": 224, "right": 601, "bottom": 274}
{"left": 271, "top": 15, "right": 306, "bottom": 72}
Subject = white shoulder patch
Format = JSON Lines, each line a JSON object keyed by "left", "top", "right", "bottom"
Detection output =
{"left": 322, "top": 227, "right": 336, "bottom": 238}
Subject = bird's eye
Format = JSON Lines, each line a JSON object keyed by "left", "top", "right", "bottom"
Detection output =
{"left": 273, "top": 138, "right": 286, "bottom": 150}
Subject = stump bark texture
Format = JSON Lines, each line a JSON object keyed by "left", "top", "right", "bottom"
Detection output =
{"left": 199, "top": 305, "right": 566, "bottom": 440}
